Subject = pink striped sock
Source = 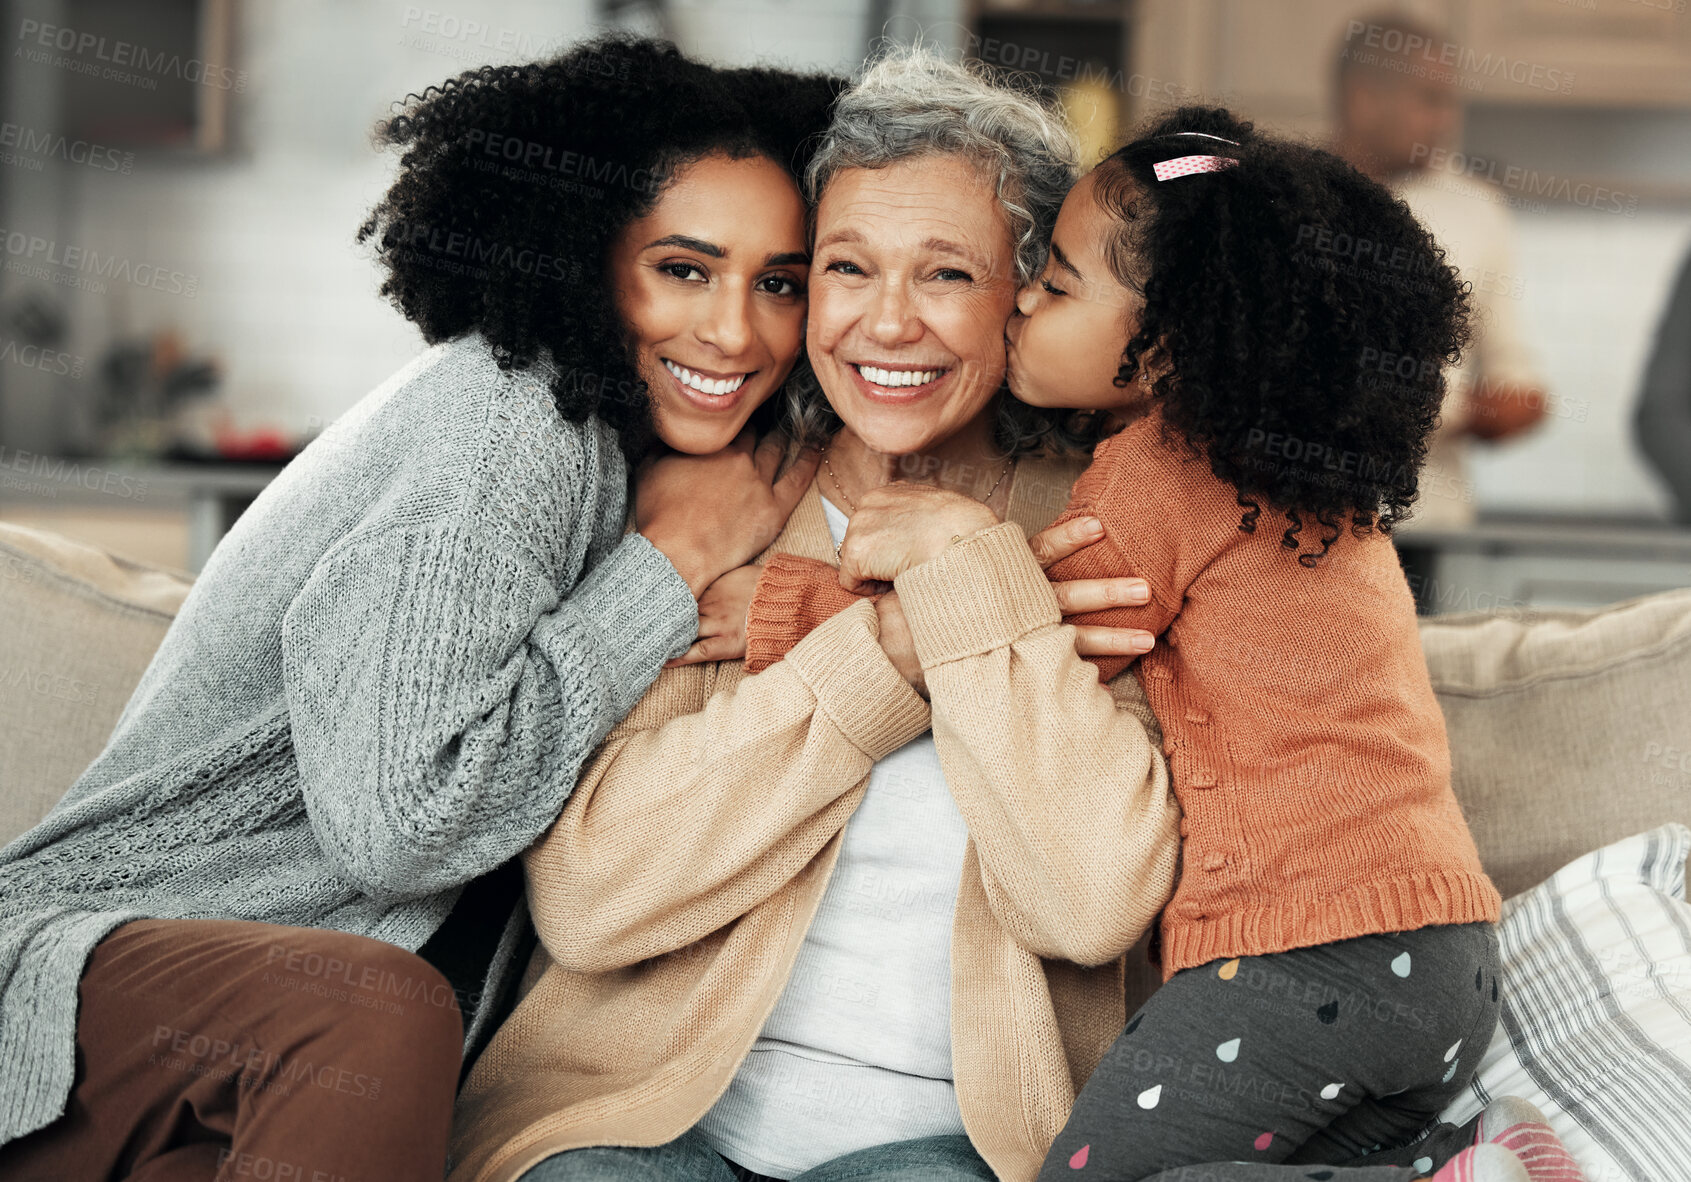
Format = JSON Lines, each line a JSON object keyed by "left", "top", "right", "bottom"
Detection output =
{"left": 1476, "top": 1096, "right": 1588, "bottom": 1182}
{"left": 1433, "top": 1143, "right": 1530, "bottom": 1181}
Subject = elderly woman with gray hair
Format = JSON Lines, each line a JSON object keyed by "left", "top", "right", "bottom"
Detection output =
{"left": 447, "top": 48, "right": 1180, "bottom": 1182}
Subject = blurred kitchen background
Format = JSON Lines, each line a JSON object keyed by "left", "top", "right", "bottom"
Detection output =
{"left": 0, "top": 0, "right": 1688, "bottom": 612}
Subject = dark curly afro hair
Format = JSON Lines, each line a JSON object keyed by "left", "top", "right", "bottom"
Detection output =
{"left": 358, "top": 33, "right": 844, "bottom": 461}
{"left": 1091, "top": 106, "right": 1472, "bottom": 565}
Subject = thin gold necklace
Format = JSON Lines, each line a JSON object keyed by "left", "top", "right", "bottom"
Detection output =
{"left": 821, "top": 442, "right": 1015, "bottom": 560}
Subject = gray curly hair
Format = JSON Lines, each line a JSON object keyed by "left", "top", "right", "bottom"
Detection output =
{"left": 775, "top": 44, "right": 1092, "bottom": 462}
{"left": 807, "top": 45, "right": 1081, "bottom": 286}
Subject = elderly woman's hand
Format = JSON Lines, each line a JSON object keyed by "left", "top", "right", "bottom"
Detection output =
{"left": 835, "top": 483, "right": 1000, "bottom": 594}
{"left": 870, "top": 516, "right": 1157, "bottom": 693}
{"left": 850, "top": 493, "right": 1159, "bottom": 695}
{"left": 663, "top": 502, "right": 1157, "bottom": 673}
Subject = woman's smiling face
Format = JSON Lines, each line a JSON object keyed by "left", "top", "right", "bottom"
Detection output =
{"left": 609, "top": 151, "right": 811, "bottom": 454}
{"left": 807, "top": 154, "right": 1021, "bottom": 456}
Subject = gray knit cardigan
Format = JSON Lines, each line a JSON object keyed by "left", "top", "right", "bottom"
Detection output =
{"left": 0, "top": 331, "right": 698, "bottom": 1148}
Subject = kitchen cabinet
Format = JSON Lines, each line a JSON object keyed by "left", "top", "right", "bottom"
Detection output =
{"left": 1460, "top": 0, "right": 1691, "bottom": 108}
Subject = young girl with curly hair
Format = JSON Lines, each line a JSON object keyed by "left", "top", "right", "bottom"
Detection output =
{"left": 0, "top": 34, "right": 834, "bottom": 1182}
{"left": 993, "top": 108, "right": 1586, "bottom": 1182}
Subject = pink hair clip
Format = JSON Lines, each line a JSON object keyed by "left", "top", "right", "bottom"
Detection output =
{"left": 1152, "top": 154, "right": 1240, "bottom": 182}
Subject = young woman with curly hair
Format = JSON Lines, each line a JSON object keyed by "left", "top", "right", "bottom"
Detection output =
{"left": 0, "top": 34, "right": 837, "bottom": 1182}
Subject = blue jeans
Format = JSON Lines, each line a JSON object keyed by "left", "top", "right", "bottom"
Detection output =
{"left": 515, "top": 1127, "right": 995, "bottom": 1181}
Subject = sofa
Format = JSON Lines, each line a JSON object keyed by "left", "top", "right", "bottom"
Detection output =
{"left": 4, "top": 520, "right": 1691, "bottom": 1177}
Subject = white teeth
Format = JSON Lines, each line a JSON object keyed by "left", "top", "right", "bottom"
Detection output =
{"left": 664, "top": 359, "right": 747, "bottom": 396}
{"left": 857, "top": 364, "right": 942, "bottom": 388}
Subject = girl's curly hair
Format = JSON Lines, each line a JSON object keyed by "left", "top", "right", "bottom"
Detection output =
{"left": 358, "top": 34, "right": 844, "bottom": 460}
{"left": 1093, "top": 106, "right": 1472, "bottom": 565}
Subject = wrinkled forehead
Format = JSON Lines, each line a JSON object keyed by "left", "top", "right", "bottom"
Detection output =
{"left": 813, "top": 154, "right": 1016, "bottom": 275}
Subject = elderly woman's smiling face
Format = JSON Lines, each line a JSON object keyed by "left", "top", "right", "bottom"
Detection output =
{"left": 807, "top": 154, "right": 1020, "bottom": 456}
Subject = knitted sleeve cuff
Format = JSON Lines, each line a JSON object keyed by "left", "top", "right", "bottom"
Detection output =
{"left": 782, "top": 597, "right": 930, "bottom": 761}
{"left": 891, "top": 521, "right": 1062, "bottom": 670}
{"left": 557, "top": 530, "right": 699, "bottom": 720}
{"left": 745, "top": 552, "right": 879, "bottom": 674}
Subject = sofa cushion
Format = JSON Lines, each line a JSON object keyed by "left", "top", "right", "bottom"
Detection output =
{"left": 0, "top": 522, "right": 192, "bottom": 847}
{"left": 1438, "top": 824, "right": 1691, "bottom": 1182}
{"left": 1420, "top": 588, "right": 1691, "bottom": 898}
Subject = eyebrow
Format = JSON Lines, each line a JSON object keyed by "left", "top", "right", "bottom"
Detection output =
{"left": 815, "top": 227, "right": 863, "bottom": 252}
{"left": 1049, "top": 240, "right": 1083, "bottom": 279}
{"left": 919, "top": 237, "right": 986, "bottom": 268}
{"left": 643, "top": 234, "right": 723, "bottom": 257}
{"left": 643, "top": 234, "right": 809, "bottom": 267}
{"left": 815, "top": 227, "right": 989, "bottom": 270}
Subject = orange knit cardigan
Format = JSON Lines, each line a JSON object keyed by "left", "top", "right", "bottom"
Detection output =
{"left": 744, "top": 413, "right": 1500, "bottom": 976}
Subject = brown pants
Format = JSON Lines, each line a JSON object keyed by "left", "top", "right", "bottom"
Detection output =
{"left": 0, "top": 916, "right": 464, "bottom": 1182}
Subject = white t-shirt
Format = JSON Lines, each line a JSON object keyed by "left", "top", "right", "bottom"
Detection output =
{"left": 1392, "top": 166, "right": 1545, "bottom": 528}
{"left": 693, "top": 494, "right": 972, "bottom": 1178}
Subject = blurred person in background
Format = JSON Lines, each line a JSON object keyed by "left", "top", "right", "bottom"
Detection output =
{"left": 1332, "top": 9, "right": 1549, "bottom": 530}
{"left": 1634, "top": 246, "right": 1691, "bottom": 523}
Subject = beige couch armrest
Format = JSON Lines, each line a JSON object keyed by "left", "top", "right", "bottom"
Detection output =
{"left": 0, "top": 523, "right": 192, "bottom": 846}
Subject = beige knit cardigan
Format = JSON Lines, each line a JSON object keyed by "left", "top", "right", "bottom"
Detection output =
{"left": 448, "top": 451, "right": 1182, "bottom": 1182}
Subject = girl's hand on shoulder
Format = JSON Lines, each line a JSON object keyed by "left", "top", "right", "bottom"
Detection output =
{"left": 836, "top": 483, "right": 1000, "bottom": 594}
{"left": 1027, "top": 515, "right": 1157, "bottom": 659}
{"left": 664, "top": 563, "right": 762, "bottom": 668}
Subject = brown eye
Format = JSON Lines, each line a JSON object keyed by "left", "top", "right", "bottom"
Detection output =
{"left": 660, "top": 262, "right": 707, "bottom": 282}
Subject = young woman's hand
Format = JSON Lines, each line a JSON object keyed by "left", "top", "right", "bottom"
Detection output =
{"left": 636, "top": 429, "right": 821, "bottom": 598}
{"left": 1027, "top": 515, "right": 1157, "bottom": 658}
{"left": 835, "top": 483, "right": 1000, "bottom": 594}
{"left": 663, "top": 563, "right": 762, "bottom": 668}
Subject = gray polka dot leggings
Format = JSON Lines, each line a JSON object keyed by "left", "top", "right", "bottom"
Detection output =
{"left": 1037, "top": 921, "right": 1501, "bottom": 1182}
